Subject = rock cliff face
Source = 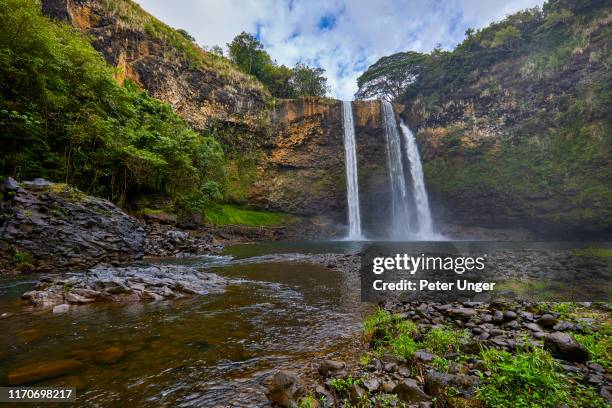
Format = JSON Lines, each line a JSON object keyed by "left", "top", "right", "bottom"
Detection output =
{"left": 399, "top": 4, "right": 612, "bottom": 238}
{"left": 247, "top": 98, "right": 394, "bottom": 234}
{"left": 0, "top": 178, "right": 145, "bottom": 274}
{"left": 37, "top": 1, "right": 404, "bottom": 235}
{"left": 41, "top": 0, "right": 269, "bottom": 134}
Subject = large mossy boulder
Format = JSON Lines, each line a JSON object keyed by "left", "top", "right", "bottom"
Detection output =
{"left": 0, "top": 178, "right": 145, "bottom": 274}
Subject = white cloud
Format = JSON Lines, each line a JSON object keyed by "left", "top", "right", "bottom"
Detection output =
{"left": 135, "top": 0, "right": 544, "bottom": 99}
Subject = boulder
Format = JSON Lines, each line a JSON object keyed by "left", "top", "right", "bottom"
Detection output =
{"left": 52, "top": 304, "right": 69, "bottom": 314}
{"left": 21, "top": 265, "right": 228, "bottom": 309}
{"left": 537, "top": 314, "right": 558, "bottom": 328}
{"left": 144, "top": 211, "right": 177, "bottom": 225}
{"left": 0, "top": 179, "right": 145, "bottom": 274}
{"left": 543, "top": 332, "right": 589, "bottom": 363}
{"left": 266, "top": 370, "right": 304, "bottom": 408}
{"left": 318, "top": 360, "right": 346, "bottom": 377}
{"left": 394, "top": 378, "right": 430, "bottom": 403}
{"left": 447, "top": 308, "right": 477, "bottom": 320}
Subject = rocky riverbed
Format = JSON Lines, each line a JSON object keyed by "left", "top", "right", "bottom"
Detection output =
{"left": 267, "top": 294, "right": 612, "bottom": 407}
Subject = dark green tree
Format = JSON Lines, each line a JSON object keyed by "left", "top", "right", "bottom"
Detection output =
{"left": 0, "top": 0, "right": 224, "bottom": 212}
{"left": 227, "top": 31, "right": 272, "bottom": 78}
{"left": 290, "top": 62, "right": 329, "bottom": 97}
{"left": 355, "top": 51, "right": 427, "bottom": 101}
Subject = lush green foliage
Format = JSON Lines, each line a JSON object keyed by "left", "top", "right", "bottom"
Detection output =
{"left": 477, "top": 345, "right": 570, "bottom": 408}
{"left": 361, "top": 309, "right": 609, "bottom": 407}
{"left": 477, "top": 342, "right": 609, "bottom": 408}
{"left": 422, "top": 327, "right": 470, "bottom": 355}
{"left": 357, "top": 0, "right": 610, "bottom": 102}
{"left": 574, "top": 322, "right": 612, "bottom": 370}
{"left": 355, "top": 51, "right": 426, "bottom": 101}
{"left": 228, "top": 32, "right": 329, "bottom": 97}
{"left": 204, "top": 203, "right": 292, "bottom": 226}
{"left": 98, "top": 0, "right": 258, "bottom": 87}
{"left": 329, "top": 375, "right": 362, "bottom": 394}
{"left": 0, "top": 0, "right": 224, "bottom": 211}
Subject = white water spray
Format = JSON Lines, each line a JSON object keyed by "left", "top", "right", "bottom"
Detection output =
{"left": 381, "top": 100, "right": 411, "bottom": 238}
{"left": 342, "top": 101, "right": 363, "bottom": 239}
{"left": 400, "top": 121, "right": 434, "bottom": 238}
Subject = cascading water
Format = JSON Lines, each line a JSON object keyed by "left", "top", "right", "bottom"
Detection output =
{"left": 400, "top": 121, "right": 434, "bottom": 238}
{"left": 381, "top": 100, "right": 411, "bottom": 238}
{"left": 342, "top": 101, "right": 363, "bottom": 239}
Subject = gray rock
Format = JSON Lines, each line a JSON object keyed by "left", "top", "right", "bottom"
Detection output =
{"left": 537, "top": 314, "right": 558, "bottom": 328}
{"left": 21, "top": 265, "right": 228, "bottom": 308}
{"left": 318, "top": 360, "right": 346, "bottom": 377}
{"left": 362, "top": 377, "right": 380, "bottom": 392}
{"left": 424, "top": 370, "right": 479, "bottom": 398}
{"left": 504, "top": 310, "right": 517, "bottom": 321}
{"left": 523, "top": 322, "right": 544, "bottom": 332}
{"left": 4, "top": 177, "right": 19, "bottom": 190}
{"left": 52, "top": 304, "right": 69, "bottom": 314}
{"left": 600, "top": 385, "right": 612, "bottom": 406}
{"left": 447, "top": 308, "right": 477, "bottom": 320}
{"left": 414, "top": 351, "right": 435, "bottom": 362}
{"left": 394, "top": 378, "right": 430, "bottom": 402}
{"left": 552, "top": 321, "right": 575, "bottom": 331}
{"left": 543, "top": 332, "right": 589, "bottom": 363}
{"left": 587, "top": 362, "right": 605, "bottom": 373}
{"left": 266, "top": 371, "right": 303, "bottom": 408}
{"left": 1, "top": 179, "right": 145, "bottom": 274}
{"left": 493, "top": 310, "right": 504, "bottom": 324}
{"left": 505, "top": 320, "right": 520, "bottom": 330}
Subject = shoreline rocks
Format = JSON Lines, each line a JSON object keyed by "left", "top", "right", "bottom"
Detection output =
{"left": 21, "top": 264, "right": 229, "bottom": 308}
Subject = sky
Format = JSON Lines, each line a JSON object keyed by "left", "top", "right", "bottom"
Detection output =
{"left": 135, "top": 0, "right": 544, "bottom": 100}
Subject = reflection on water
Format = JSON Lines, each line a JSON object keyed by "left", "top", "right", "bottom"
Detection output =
{"left": 1, "top": 240, "right": 608, "bottom": 406}
{"left": 0, "top": 247, "right": 365, "bottom": 407}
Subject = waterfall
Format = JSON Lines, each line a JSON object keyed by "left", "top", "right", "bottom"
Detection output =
{"left": 381, "top": 100, "right": 411, "bottom": 238}
{"left": 342, "top": 101, "right": 362, "bottom": 239}
{"left": 400, "top": 121, "right": 434, "bottom": 238}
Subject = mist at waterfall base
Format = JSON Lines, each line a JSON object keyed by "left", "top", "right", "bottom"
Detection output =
{"left": 340, "top": 100, "right": 444, "bottom": 242}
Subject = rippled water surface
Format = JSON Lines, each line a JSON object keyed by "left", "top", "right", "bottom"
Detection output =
{"left": 0, "top": 244, "right": 366, "bottom": 407}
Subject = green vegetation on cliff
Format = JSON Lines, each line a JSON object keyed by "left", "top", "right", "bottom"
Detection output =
{"left": 97, "top": 0, "right": 263, "bottom": 89}
{"left": 357, "top": 0, "right": 612, "bottom": 233}
{"left": 228, "top": 32, "right": 329, "bottom": 98}
{"left": 0, "top": 0, "right": 224, "bottom": 212}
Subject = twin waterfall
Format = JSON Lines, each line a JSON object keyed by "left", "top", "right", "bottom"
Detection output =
{"left": 341, "top": 100, "right": 436, "bottom": 240}
{"left": 400, "top": 121, "right": 434, "bottom": 238}
{"left": 341, "top": 101, "right": 363, "bottom": 239}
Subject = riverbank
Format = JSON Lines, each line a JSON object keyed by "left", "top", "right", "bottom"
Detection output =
{"left": 0, "top": 249, "right": 367, "bottom": 406}
{"left": 272, "top": 250, "right": 612, "bottom": 407}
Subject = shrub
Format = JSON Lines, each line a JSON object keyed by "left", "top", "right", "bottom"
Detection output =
{"left": 390, "top": 334, "right": 419, "bottom": 359}
{"left": 422, "top": 327, "right": 469, "bottom": 355}
{"left": 477, "top": 346, "right": 569, "bottom": 408}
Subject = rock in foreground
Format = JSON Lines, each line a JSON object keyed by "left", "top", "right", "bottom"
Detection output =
{"left": 1, "top": 178, "right": 145, "bottom": 274}
{"left": 21, "top": 264, "right": 228, "bottom": 308}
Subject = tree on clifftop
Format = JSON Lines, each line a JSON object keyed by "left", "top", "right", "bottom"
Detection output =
{"left": 228, "top": 32, "right": 328, "bottom": 98}
{"left": 290, "top": 63, "right": 329, "bottom": 97}
{"left": 227, "top": 32, "right": 272, "bottom": 78}
{"left": 355, "top": 51, "right": 427, "bottom": 101}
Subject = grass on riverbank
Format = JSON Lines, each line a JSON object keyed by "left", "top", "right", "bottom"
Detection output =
{"left": 205, "top": 203, "right": 296, "bottom": 227}
{"left": 346, "top": 308, "right": 611, "bottom": 408}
